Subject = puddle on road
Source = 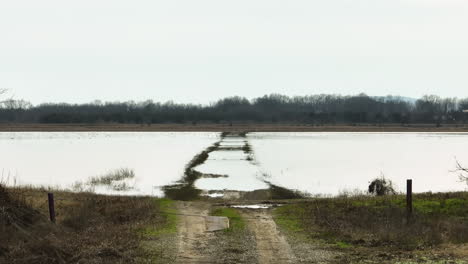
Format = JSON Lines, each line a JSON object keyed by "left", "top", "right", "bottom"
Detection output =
{"left": 202, "top": 192, "right": 224, "bottom": 198}
{"left": 219, "top": 141, "right": 245, "bottom": 146}
{"left": 231, "top": 204, "right": 283, "bottom": 209}
{"left": 206, "top": 150, "right": 247, "bottom": 161}
{"left": 195, "top": 161, "right": 267, "bottom": 191}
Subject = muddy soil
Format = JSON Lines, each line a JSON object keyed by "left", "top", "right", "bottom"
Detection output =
{"left": 175, "top": 201, "right": 258, "bottom": 264}
{"left": 174, "top": 202, "right": 336, "bottom": 263}
{"left": 175, "top": 201, "right": 216, "bottom": 264}
{"left": 172, "top": 202, "right": 467, "bottom": 264}
{"left": 239, "top": 209, "right": 297, "bottom": 264}
{"left": 206, "top": 219, "right": 258, "bottom": 264}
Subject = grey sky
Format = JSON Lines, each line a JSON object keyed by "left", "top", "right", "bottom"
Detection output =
{"left": 1, "top": 0, "right": 468, "bottom": 104}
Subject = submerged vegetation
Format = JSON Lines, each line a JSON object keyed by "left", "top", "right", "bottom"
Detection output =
{"left": 72, "top": 168, "right": 136, "bottom": 192}
{"left": 163, "top": 131, "right": 251, "bottom": 200}
{"left": 163, "top": 141, "right": 221, "bottom": 200}
{"left": 89, "top": 168, "right": 135, "bottom": 186}
{"left": 241, "top": 142, "right": 252, "bottom": 154}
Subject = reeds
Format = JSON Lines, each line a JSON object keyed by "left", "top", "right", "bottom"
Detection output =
{"left": 72, "top": 168, "right": 136, "bottom": 192}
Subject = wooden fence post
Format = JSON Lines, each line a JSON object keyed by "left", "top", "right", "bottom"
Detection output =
{"left": 406, "top": 179, "right": 413, "bottom": 222}
{"left": 48, "top": 193, "right": 56, "bottom": 223}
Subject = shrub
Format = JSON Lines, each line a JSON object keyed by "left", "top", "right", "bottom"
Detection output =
{"left": 368, "top": 175, "right": 396, "bottom": 196}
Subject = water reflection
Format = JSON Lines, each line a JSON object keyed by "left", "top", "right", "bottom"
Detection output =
{"left": 0, "top": 132, "right": 217, "bottom": 196}
{"left": 194, "top": 134, "right": 268, "bottom": 191}
{"left": 249, "top": 132, "right": 468, "bottom": 195}
{"left": 2, "top": 132, "right": 468, "bottom": 196}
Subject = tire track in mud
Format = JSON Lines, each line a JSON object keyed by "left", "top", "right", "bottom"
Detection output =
{"left": 175, "top": 201, "right": 215, "bottom": 264}
{"left": 172, "top": 131, "right": 309, "bottom": 263}
{"left": 241, "top": 209, "right": 296, "bottom": 264}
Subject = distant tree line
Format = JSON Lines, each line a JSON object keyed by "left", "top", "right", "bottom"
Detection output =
{"left": 1, "top": 93, "right": 468, "bottom": 125}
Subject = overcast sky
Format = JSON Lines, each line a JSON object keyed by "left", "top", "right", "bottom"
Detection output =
{"left": 1, "top": 0, "right": 468, "bottom": 104}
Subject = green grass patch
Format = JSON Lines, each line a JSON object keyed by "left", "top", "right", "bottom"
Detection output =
{"left": 157, "top": 198, "right": 177, "bottom": 234}
{"left": 411, "top": 198, "right": 468, "bottom": 216}
{"left": 351, "top": 196, "right": 468, "bottom": 217}
{"left": 335, "top": 241, "right": 352, "bottom": 249}
{"left": 276, "top": 193, "right": 468, "bottom": 249}
{"left": 211, "top": 207, "right": 245, "bottom": 232}
{"left": 140, "top": 198, "right": 177, "bottom": 236}
{"left": 273, "top": 204, "right": 305, "bottom": 233}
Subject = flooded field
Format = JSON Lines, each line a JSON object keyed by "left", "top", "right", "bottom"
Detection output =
{"left": 1, "top": 132, "right": 467, "bottom": 196}
{"left": 194, "top": 133, "right": 268, "bottom": 192}
{"left": 250, "top": 132, "right": 468, "bottom": 195}
{"left": 0, "top": 132, "right": 217, "bottom": 196}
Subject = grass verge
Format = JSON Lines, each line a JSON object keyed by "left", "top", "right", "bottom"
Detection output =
{"left": 273, "top": 193, "right": 468, "bottom": 263}
{"left": 139, "top": 198, "right": 178, "bottom": 263}
{"left": 140, "top": 198, "right": 177, "bottom": 236}
{"left": 0, "top": 185, "right": 175, "bottom": 263}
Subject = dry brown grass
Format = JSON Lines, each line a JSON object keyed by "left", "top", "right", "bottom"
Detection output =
{"left": 275, "top": 192, "right": 468, "bottom": 250}
{"left": 0, "top": 185, "right": 169, "bottom": 264}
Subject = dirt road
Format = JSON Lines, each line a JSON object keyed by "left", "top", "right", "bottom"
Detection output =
{"left": 175, "top": 201, "right": 215, "bottom": 264}
{"left": 241, "top": 209, "right": 296, "bottom": 264}
{"left": 175, "top": 202, "right": 297, "bottom": 264}
{"left": 174, "top": 203, "right": 335, "bottom": 263}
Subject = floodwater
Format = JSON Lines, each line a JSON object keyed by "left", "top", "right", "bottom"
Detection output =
{"left": 1, "top": 132, "right": 468, "bottom": 196}
{"left": 0, "top": 132, "right": 217, "bottom": 196}
{"left": 194, "top": 134, "right": 268, "bottom": 191}
{"left": 250, "top": 132, "right": 468, "bottom": 195}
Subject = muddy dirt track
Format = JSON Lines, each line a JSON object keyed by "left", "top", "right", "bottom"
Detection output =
{"left": 174, "top": 201, "right": 335, "bottom": 264}
{"left": 175, "top": 202, "right": 215, "bottom": 264}
{"left": 241, "top": 210, "right": 296, "bottom": 264}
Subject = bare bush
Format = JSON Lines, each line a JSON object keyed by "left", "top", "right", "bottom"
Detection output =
{"left": 368, "top": 174, "right": 396, "bottom": 196}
